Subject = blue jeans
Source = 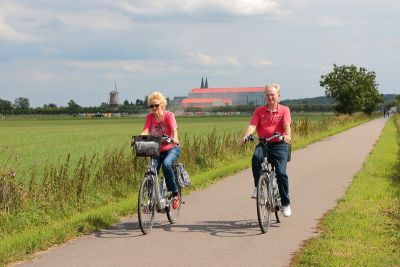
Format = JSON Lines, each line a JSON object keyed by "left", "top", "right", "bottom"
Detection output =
{"left": 251, "top": 142, "right": 290, "bottom": 206}
{"left": 153, "top": 146, "right": 181, "bottom": 194}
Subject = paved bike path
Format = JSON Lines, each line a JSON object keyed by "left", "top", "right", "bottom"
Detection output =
{"left": 16, "top": 118, "right": 386, "bottom": 267}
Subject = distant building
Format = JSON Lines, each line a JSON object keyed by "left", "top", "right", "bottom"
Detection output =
{"left": 170, "top": 96, "right": 186, "bottom": 107}
{"left": 182, "top": 97, "right": 232, "bottom": 108}
{"left": 182, "top": 87, "right": 265, "bottom": 108}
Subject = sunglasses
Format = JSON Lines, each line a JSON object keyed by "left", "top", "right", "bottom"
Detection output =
{"left": 149, "top": 104, "right": 160, "bottom": 108}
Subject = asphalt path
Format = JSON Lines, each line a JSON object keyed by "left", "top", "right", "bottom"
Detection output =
{"left": 16, "top": 118, "right": 386, "bottom": 267}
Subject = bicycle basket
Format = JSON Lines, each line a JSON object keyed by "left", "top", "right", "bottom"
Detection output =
{"left": 133, "top": 135, "right": 162, "bottom": 157}
{"left": 175, "top": 163, "right": 191, "bottom": 188}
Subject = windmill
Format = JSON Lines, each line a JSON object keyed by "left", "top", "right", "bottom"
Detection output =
{"left": 109, "top": 81, "right": 119, "bottom": 112}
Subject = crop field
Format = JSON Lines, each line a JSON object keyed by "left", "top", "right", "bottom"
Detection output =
{"left": 0, "top": 116, "right": 249, "bottom": 179}
{"left": 0, "top": 114, "right": 325, "bottom": 180}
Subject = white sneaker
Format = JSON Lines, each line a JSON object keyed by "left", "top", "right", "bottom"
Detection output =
{"left": 251, "top": 187, "right": 257, "bottom": 199}
{"left": 282, "top": 205, "right": 291, "bottom": 217}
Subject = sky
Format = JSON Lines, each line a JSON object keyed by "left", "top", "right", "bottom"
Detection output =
{"left": 0, "top": 0, "right": 399, "bottom": 107}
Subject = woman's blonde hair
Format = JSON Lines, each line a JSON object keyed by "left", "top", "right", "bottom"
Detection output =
{"left": 147, "top": 91, "right": 167, "bottom": 110}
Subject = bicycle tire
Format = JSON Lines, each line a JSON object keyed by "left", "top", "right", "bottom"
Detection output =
{"left": 271, "top": 172, "right": 281, "bottom": 223}
{"left": 138, "top": 176, "right": 155, "bottom": 234}
{"left": 257, "top": 173, "right": 272, "bottom": 233}
{"left": 166, "top": 187, "right": 182, "bottom": 223}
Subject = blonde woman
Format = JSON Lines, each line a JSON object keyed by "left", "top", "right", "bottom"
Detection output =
{"left": 140, "top": 91, "right": 181, "bottom": 209}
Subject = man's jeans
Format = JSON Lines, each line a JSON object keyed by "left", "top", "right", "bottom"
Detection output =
{"left": 153, "top": 146, "right": 181, "bottom": 193}
{"left": 251, "top": 142, "right": 290, "bottom": 206}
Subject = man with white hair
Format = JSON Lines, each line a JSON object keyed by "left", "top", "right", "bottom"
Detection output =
{"left": 242, "top": 84, "right": 292, "bottom": 217}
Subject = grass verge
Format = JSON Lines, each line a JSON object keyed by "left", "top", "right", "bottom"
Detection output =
{"left": 291, "top": 116, "right": 400, "bottom": 266}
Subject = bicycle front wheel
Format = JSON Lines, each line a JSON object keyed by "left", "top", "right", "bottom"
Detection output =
{"left": 257, "top": 173, "right": 272, "bottom": 233}
{"left": 166, "top": 189, "right": 181, "bottom": 224}
{"left": 138, "top": 176, "right": 155, "bottom": 234}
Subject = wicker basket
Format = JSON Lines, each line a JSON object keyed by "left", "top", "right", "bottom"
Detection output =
{"left": 133, "top": 135, "right": 162, "bottom": 157}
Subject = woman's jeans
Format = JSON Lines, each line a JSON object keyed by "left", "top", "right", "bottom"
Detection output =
{"left": 153, "top": 146, "right": 181, "bottom": 194}
{"left": 252, "top": 142, "right": 290, "bottom": 206}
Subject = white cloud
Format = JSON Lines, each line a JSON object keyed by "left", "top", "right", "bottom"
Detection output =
{"left": 186, "top": 50, "right": 216, "bottom": 65}
{"left": 59, "top": 10, "right": 133, "bottom": 31}
{"left": 316, "top": 16, "right": 346, "bottom": 27}
{"left": 118, "top": 0, "right": 284, "bottom": 16}
{"left": 250, "top": 59, "right": 274, "bottom": 68}
{"left": 60, "top": 59, "right": 182, "bottom": 74}
{"left": 225, "top": 55, "right": 240, "bottom": 67}
{"left": 186, "top": 49, "right": 243, "bottom": 67}
{"left": 0, "top": 17, "right": 39, "bottom": 43}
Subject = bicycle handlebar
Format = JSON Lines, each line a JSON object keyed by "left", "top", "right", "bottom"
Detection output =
{"left": 161, "top": 134, "right": 173, "bottom": 143}
{"left": 245, "top": 132, "right": 284, "bottom": 143}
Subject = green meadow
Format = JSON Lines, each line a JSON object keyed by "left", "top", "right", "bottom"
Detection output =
{"left": 0, "top": 113, "right": 333, "bottom": 180}
{"left": 0, "top": 116, "right": 250, "bottom": 179}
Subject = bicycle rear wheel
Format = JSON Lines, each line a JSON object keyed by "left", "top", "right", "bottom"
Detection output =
{"left": 138, "top": 176, "right": 155, "bottom": 234}
{"left": 257, "top": 173, "right": 272, "bottom": 233}
{"left": 166, "top": 189, "right": 181, "bottom": 224}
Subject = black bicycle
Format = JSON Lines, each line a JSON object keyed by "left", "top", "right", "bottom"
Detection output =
{"left": 245, "top": 133, "right": 283, "bottom": 233}
{"left": 132, "top": 135, "right": 182, "bottom": 234}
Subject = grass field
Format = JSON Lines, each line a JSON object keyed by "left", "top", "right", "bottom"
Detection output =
{"left": 0, "top": 114, "right": 324, "bottom": 181}
{"left": 0, "top": 116, "right": 252, "bottom": 178}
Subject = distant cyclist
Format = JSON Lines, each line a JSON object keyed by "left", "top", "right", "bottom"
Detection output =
{"left": 136, "top": 91, "right": 181, "bottom": 209}
{"left": 241, "top": 84, "right": 292, "bottom": 217}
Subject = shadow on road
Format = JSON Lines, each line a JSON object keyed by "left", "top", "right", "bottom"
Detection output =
{"left": 163, "top": 219, "right": 281, "bottom": 237}
{"left": 94, "top": 219, "right": 281, "bottom": 238}
{"left": 94, "top": 221, "right": 156, "bottom": 238}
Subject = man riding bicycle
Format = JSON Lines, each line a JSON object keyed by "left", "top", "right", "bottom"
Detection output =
{"left": 241, "top": 84, "right": 292, "bottom": 217}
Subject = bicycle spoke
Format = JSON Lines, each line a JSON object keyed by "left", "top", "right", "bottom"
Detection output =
{"left": 138, "top": 176, "right": 154, "bottom": 234}
{"left": 257, "top": 174, "right": 272, "bottom": 233}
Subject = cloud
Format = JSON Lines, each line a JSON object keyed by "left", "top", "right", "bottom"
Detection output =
{"left": 58, "top": 10, "right": 133, "bottom": 31}
{"left": 60, "top": 59, "right": 182, "bottom": 74}
{"left": 225, "top": 55, "right": 240, "bottom": 67}
{"left": 186, "top": 50, "right": 216, "bottom": 65}
{"left": 0, "top": 17, "right": 39, "bottom": 43}
{"left": 250, "top": 59, "right": 274, "bottom": 68}
{"left": 118, "top": 0, "right": 284, "bottom": 16}
{"left": 185, "top": 49, "right": 243, "bottom": 67}
{"left": 316, "top": 15, "right": 346, "bottom": 27}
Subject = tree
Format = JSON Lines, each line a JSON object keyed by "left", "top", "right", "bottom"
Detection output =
{"left": 14, "top": 97, "right": 30, "bottom": 112}
{"left": 67, "top": 100, "right": 81, "bottom": 115}
{"left": 0, "top": 98, "right": 13, "bottom": 114}
{"left": 320, "top": 64, "right": 383, "bottom": 114}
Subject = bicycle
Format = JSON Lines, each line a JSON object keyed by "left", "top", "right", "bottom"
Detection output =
{"left": 132, "top": 135, "right": 183, "bottom": 235}
{"left": 245, "top": 132, "right": 284, "bottom": 233}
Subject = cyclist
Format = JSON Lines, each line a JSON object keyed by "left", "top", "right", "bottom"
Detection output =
{"left": 241, "top": 84, "right": 292, "bottom": 217}
{"left": 136, "top": 91, "right": 181, "bottom": 209}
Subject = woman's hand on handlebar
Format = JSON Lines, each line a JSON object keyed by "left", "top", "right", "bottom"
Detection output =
{"left": 162, "top": 134, "right": 179, "bottom": 145}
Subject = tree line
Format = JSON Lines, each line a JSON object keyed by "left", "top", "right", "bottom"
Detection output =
{"left": 0, "top": 97, "right": 158, "bottom": 115}
{"left": 1, "top": 64, "right": 398, "bottom": 116}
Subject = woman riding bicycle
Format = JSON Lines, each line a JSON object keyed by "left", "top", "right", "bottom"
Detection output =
{"left": 138, "top": 91, "right": 181, "bottom": 209}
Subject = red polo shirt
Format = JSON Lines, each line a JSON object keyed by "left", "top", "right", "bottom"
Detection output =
{"left": 143, "top": 111, "right": 178, "bottom": 152}
{"left": 250, "top": 104, "right": 291, "bottom": 142}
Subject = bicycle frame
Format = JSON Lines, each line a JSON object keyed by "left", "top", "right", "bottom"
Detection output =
{"left": 146, "top": 158, "right": 167, "bottom": 211}
{"left": 260, "top": 157, "right": 280, "bottom": 212}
